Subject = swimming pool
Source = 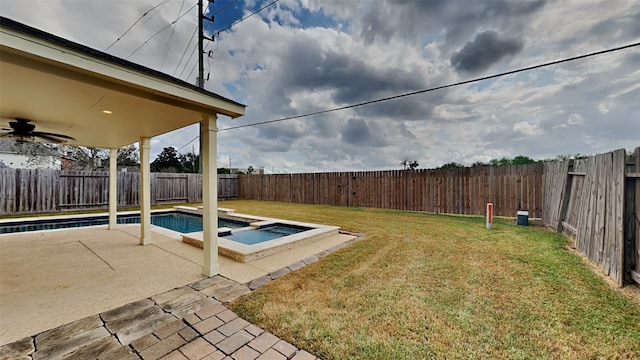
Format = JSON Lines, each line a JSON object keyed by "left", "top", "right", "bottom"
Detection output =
{"left": 223, "top": 224, "right": 312, "bottom": 245}
{"left": 0, "top": 211, "right": 248, "bottom": 235}
{"left": 1, "top": 206, "right": 341, "bottom": 262}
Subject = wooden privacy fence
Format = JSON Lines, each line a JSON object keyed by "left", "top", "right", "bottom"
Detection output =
{"left": 543, "top": 148, "right": 640, "bottom": 285}
{"left": 0, "top": 170, "right": 239, "bottom": 215}
{"left": 238, "top": 164, "right": 544, "bottom": 218}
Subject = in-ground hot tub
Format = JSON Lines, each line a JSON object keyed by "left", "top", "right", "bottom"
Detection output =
{"left": 181, "top": 207, "right": 340, "bottom": 262}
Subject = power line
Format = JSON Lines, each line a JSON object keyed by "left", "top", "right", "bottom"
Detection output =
{"left": 126, "top": 2, "right": 198, "bottom": 60}
{"left": 176, "top": 134, "right": 199, "bottom": 152}
{"left": 214, "top": 0, "right": 280, "bottom": 37}
{"left": 104, "top": 0, "right": 170, "bottom": 52}
{"left": 160, "top": 0, "right": 187, "bottom": 70}
{"left": 212, "top": 0, "right": 239, "bottom": 17}
{"left": 217, "top": 41, "right": 640, "bottom": 132}
{"left": 173, "top": 24, "right": 198, "bottom": 76}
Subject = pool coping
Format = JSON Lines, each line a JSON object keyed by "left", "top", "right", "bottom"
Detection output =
{"left": 179, "top": 207, "right": 340, "bottom": 263}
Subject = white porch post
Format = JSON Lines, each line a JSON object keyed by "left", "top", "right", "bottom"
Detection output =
{"left": 201, "top": 113, "right": 219, "bottom": 276}
{"left": 108, "top": 148, "right": 118, "bottom": 230}
{"left": 139, "top": 137, "right": 152, "bottom": 245}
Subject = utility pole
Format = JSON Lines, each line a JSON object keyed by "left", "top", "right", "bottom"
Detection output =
{"left": 197, "top": 0, "right": 214, "bottom": 173}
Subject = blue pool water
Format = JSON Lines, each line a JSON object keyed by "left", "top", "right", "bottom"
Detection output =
{"left": 223, "top": 224, "right": 311, "bottom": 245}
{"left": 0, "top": 212, "right": 247, "bottom": 234}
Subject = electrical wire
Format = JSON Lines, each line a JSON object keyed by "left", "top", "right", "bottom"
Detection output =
{"left": 185, "top": 56, "right": 200, "bottom": 82}
{"left": 176, "top": 135, "right": 199, "bottom": 152}
{"left": 214, "top": 0, "right": 280, "bottom": 37}
{"left": 178, "top": 42, "right": 199, "bottom": 79}
{"left": 160, "top": 0, "right": 187, "bottom": 70}
{"left": 175, "top": 0, "right": 237, "bottom": 79}
{"left": 212, "top": 0, "right": 239, "bottom": 17}
{"left": 104, "top": 0, "right": 170, "bottom": 52}
{"left": 173, "top": 24, "right": 199, "bottom": 76}
{"left": 217, "top": 41, "right": 640, "bottom": 132}
{"left": 126, "top": 2, "right": 198, "bottom": 60}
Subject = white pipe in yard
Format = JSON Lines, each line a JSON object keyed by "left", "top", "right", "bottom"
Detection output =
{"left": 486, "top": 203, "right": 493, "bottom": 230}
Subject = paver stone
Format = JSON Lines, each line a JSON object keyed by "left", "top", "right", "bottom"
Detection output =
{"left": 35, "top": 315, "right": 103, "bottom": 348}
{"left": 0, "top": 337, "right": 34, "bottom": 359}
{"left": 291, "top": 350, "right": 317, "bottom": 360}
{"left": 248, "top": 333, "right": 279, "bottom": 354}
{"left": 272, "top": 340, "right": 297, "bottom": 359}
{"left": 139, "top": 333, "right": 186, "bottom": 360}
{"left": 101, "top": 299, "right": 154, "bottom": 322}
{"left": 256, "top": 349, "right": 287, "bottom": 360}
{"left": 33, "top": 327, "right": 110, "bottom": 360}
{"left": 215, "top": 330, "right": 253, "bottom": 355}
{"left": 105, "top": 305, "right": 165, "bottom": 333}
{"left": 231, "top": 345, "right": 259, "bottom": 360}
{"left": 60, "top": 336, "right": 135, "bottom": 360}
{"left": 269, "top": 268, "right": 290, "bottom": 280}
{"left": 217, "top": 318, "right": 250, "bottom": 337}
{"left": 116, "top": 312, "right": 176, "bottom": 345}
{"left": 180, "top": 338, "right": 217, "bottom": 359}
{"left": 287, "top": 261, "right": 306, "bottom": 271}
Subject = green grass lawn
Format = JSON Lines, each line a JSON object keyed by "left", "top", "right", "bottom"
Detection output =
{"left": 221, "top": 200, "right": 640, "bottom": 359}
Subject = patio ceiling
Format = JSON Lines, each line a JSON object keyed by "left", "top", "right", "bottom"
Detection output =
{"left": 0, "top": 16, "right": 245, "bottom": 149}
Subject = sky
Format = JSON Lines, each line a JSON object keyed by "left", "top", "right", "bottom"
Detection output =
{"left": 1, "top": 0, "right": 639, "bottom": 173}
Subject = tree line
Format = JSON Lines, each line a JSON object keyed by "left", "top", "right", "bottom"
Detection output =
{"left": 10, "top": 142, "right": 252, "bottom": 174}
{"left": 436, "top": 154, "right": 590, "bottom": 169}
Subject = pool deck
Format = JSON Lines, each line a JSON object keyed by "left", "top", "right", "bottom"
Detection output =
{"left": 0, "top": 223, "right": 361, "bottom": 359}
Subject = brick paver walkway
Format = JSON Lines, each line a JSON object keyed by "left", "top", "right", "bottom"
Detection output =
{"left": 0, "top": 234, "right": 363, "bottom": 360}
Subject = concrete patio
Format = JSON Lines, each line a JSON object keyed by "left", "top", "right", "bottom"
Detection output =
{"left": 0, "top": 224, "right": 358, "bottom": 354}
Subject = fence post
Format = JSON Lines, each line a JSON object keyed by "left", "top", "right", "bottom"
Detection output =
{"left": 556, "top": 160, "right": 574, "bottom": 232}
{"left": 625, "top": 147, "right": 640, "bottom": 284}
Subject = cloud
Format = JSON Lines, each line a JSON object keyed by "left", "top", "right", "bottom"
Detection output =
{"left": 341, "top": 117, "right": 389, "bottom": 147}
{"left": 450, "top": 30, "right": 524, "bottom": 73}
{"left": 1, "top": 0, "right": 638, "bottom": 171}
{"left": 513, "top": 121, "right": 543, "bottom": 136}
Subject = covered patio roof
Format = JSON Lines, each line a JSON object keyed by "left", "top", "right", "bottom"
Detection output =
{"left": 0, "top": 16, "right": 244, "bottom": 148}
{"left": 1, "top": 16, "right": 246, "bottom": 278}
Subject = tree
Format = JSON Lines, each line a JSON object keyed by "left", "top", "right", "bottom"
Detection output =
{"left": 247, "top": 165, "right": 255, "bottom": 175}
{"left": 471, "top": 161, "right": 487, "bottom": 167}
{"left": 117, "top": 145, "right": 139, "bottom": 167}
{"left": 61, "top": 145, "right": 108, "bottom": 170}
{"left": 178, "top": 152, "right": 199, "bottom": 173}
{"left": 9, "top": 141, "right": 62, "bottom": 168}
{"left": 440, "top": 162, "right": 464, "bottom": 169}
{"left": 511, "top": 155, "right": 537, "bottom": 165}
{"left": 151, "top": 147, "right": 182, "bottom": 173}
{"left": 489, "top": 157, "right": 511, "bottom": 166}
{"left": 217, "top": 167, "right": 230, "bottom": 174}
{"left": 401, "top": 159, "right": 419, "bottom": 170}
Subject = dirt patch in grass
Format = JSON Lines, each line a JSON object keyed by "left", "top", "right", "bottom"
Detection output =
{"left": 224, "top": 200, "right": 640, "bottom": 359}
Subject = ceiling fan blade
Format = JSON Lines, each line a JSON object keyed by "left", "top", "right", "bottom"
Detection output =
{"left": 32, "top": 131, "right": 76, "bottom": 141}
{"left": 33, "top": 133, "right": 68, "bottom": 143}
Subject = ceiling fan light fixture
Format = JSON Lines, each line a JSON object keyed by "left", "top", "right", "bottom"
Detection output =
{"left": 8, "top": 133, "right": 34, "bottom": 143}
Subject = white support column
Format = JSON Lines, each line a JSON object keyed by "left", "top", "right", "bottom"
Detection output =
{"left": 108, "top": 148, "right": 118, "bottom": 230}
{"left": 139, "top": 137, "right": 152, "bottom": 245}
{"left": 201, "top": 113, "right": 219, "bottom": 276}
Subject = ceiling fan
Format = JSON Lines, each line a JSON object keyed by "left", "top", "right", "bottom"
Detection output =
{"left": 0, "top": 118, "right": 75, "bottom": 143}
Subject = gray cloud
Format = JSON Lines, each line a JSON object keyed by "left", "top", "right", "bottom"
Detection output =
{"left": 357, "top": 0, "right": 545, "bottom": 47}
{"left": 278, "top": 38, "right": 426, "bottom": 105}
{"left": 450, "top": 30, "right": 524, "bottom": 74}
{"left": 341, "top": 117, "right": 389, "bottom": 147}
